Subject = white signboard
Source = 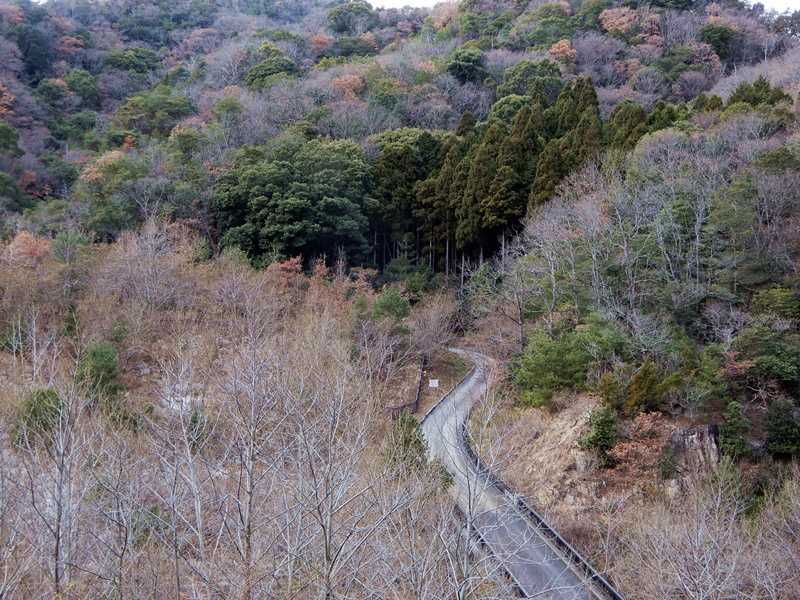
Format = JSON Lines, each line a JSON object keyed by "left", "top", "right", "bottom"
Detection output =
{"left": 428, "top": 379, "right": 440, "bottom": 389}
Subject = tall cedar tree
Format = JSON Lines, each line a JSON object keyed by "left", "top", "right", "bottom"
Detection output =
{"left": 458, "top": 120, "right": 506, "bottom": 250}
{"left": 530, "top": 79, "right": 600, "bottom": 207}
{"left": 483, "top": 103, "right": 545, "bottom": 235}
{"left": 373, "top": 129, "right": 441, "bottom": 255}
{"left": 416, "top": 134, "right": 468, "bottom": 266}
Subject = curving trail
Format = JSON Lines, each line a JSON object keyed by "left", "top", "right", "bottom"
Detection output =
{"left": 421, "top": 349, "right": 622, "bottom": 600}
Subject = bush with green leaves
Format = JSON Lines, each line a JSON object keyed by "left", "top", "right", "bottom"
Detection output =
{"left": 733, "top": 320, "right": 800, "bottom": 386}
{"left": 446, "top": 47, "right": 487, "bottom": 84}
{"left": 36, "top": 78, "right": 68, "bottom": 107}
{"left": 751, "top": 287, "right": 800, "bottom": 320}
{"left": 327, "top": 0, "right": 376, "bottom": 35}
{"left": 625, "top": 359, "right": 676, "bottom": 414}
{"left": 513, "top": 315, "right": 629, "bottom": 407}
{"left": 331, "top": 36, "right": 377, "bottom": 58}
{"left": 385, "top": 411, "right": 427, "bottom": 472}
{"left": 52, "top": 230, "right": 88, "bottom": 265}
{"left": 114, "top": 85, "right": 195, "bottom": 136}
{"left": 728, "top": 76, "right": 791, "bottom": 108}
{"left": 0, "top": 172, "right": 33, "bottom": 213}
{"left": 51, "top": 110, "right": 98, "bottom": 142}
{"left": 765, "top": 397, "right": 800, "bottom": 457}
{"left": 77, "top": 341, "right": 123, "bottom": 401}
{"left": 505, "top": 5, "right": 575, "bottom": 50}
{"left": 65, "top": 68, "right": 99, "bottom": 107}
{"left": 243, "top": 55, "right": 297, "bottom": 90}
{"left": 497, "top": 59, "right": 562, "bottom": 102}
{"left": 606, "top": 101, "right": 648, "bottom": 150}
{"left": 579, "top": 405, "right": 617, "bottom": 467}
{"left": 700, "top": 24, "right": 737, "bottom": 64}
{"left": 16, "top": 388, "right": 62, "bottom": 444}
{"left": 213, "top": 137, "right": 374, "bottom": 262}
{"left": 0, "top": 122, "right": 23, "bottom": 157}
{"left": 105, "top": 47, "right": 160, "bottom": 73}
{"left": 373, "top": 286, "right": 410, "bottom": 323}
{"left": 719, "top": 401, "right": 750, "bottom": 459}
{"left": 489, "top": 95, "right": 530, "bottom": 123}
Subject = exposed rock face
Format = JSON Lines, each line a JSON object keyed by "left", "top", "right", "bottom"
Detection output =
{"left": 668, "top": 424, "right": 720, "bottom": 487}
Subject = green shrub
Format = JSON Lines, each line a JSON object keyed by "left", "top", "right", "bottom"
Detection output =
{"left": 77, "top": 341, "right": 123, "bottom": 401}
{"left": 728, "top": 76, "right": 791, "bottom": 108}
{"left": 65, "top": 68, "right": 99, "bottom": 107}
{"left": 597, "top": 369, "right": 626, "bottom": 411}
{"left": 733, "top": 321, "right": 800, "bottom": 385}
{"left": 385, "top": 411, "right": 427, "bottom": 472}
{"left": 16, "top": 388, "right": 62, "bottom": 444}
{"left": 0, "top": 122, "right": 23, "bottom": 157}
{"left": 700, "top": 24, "right": 737, "bottom": 63}
{"left": 607, "top": 101, "right": 648, "bottom": 150}
{"left": 332, "top": 36, "right": 377, "bottom": 58}
{"left": 114, "top": 86, "right": 195, "bottom": 136}
{"left": 579, "top": 405, "right": 617, "bottom": 467}
{"left": 513, "top": 316, "right": 629, "bottom": 407}
{"left": 36, "top": 78, "right": 68, "bottom": 107}
{"left": 719, "top": 401, "right": 750, "bottom": 459}
{"left": 489, "top": 94, "right": 530, "bottom": 123}
{"left": 766, "top": 397, "right": 800, "bottom": 457}
{"left": 243, "top": 55, "right": 297, "bottom": 90}
{"left": 506, "top": 4, "right": 575, "bottom": 49}
{"left": 752, "top": 287, "right": 800, "bottom": 319}
{"left": 497, "top": 59, "right": 561, "bottom": 100}
{"left": 755, "top": 146, "right": 800, "bottom": 172}
{"left": 327, "top": 0, "right": 376, "bottom": 35}
{"left": 373, "top": 286, "right": 410, "bottom": 322}
{"left": 447, "top": 47, "right": 487, "bottom": 84}
{"left": 625, "top": 359, "right": 669, "bottom": 414}
{"left": 105, "top": 47, "right": 160, "bottom": 73}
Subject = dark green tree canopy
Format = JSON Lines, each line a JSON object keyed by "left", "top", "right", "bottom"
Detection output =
{"left": 327, "top": 0, "right": 377, "bottom": 35}
{"left": 447, "top": 47, "right": 487, "bottom": 84}
{"left": 497, "top": 59, "right": 562, "bottom": 102}
{"left": 0, "top": 122, "right": 23, "bottom": 157}
{"left": 214, "top": 137, "right": 376, "bottom": 264}
{"left": 729, "top": 76, "right": 792, "bottom": 108}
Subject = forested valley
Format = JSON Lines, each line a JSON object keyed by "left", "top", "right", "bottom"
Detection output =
{"left": 1, "top": 0, "right": 800, "bottom": 597}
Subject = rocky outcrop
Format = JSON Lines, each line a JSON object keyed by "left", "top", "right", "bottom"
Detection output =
{"left": 668, "top": 424, "right": 720, "bottom": 488}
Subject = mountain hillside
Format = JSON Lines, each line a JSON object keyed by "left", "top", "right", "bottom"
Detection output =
{"left": 1, "top": 0, "right": 799, "bottom": 598}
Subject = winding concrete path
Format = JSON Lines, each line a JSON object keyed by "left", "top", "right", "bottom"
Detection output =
{"left": 420, "top": 349, "right": 611, "bottom": 600}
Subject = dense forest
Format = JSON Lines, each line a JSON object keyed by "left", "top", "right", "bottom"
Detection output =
{"left": 1, "top": 0, "right": 800, "bottom": 597}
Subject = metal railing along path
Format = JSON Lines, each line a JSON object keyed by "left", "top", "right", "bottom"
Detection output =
{"left": 421, "top": 348, "right": 626, "bottom": 600}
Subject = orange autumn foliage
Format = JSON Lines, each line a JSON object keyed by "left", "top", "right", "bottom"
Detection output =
{"left": 0, "top": 83, "right": 15, "bottom": 118}
{"left": 599, "top": 7, "right": 638, "bottom": 35}
{"left": 311, "top": 33, "right": 334, "bottom": 56}
{"left": 549, "top": 39, "right": 577, "bottom": 64}
{"left": 4, "top": 232, "right": 52, "bottom": 270}
{"left": 332, "top": 73, "right": 365, "bottom": 100}
{"left": 0, "top": 2, "right": 23, "bottom": 25}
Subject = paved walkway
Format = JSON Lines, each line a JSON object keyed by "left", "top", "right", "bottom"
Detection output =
{"left": 420, "top": 349, "right": 597, "bottom": 599}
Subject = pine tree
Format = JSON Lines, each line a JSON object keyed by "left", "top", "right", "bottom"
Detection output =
{"left": 573, "top": 76, "right": 599, "bottom": 116}
{"left": 766, "top": 398, "right": 800, "bottom": 456}
{"left": 457, "top": 121, "right": 505, "bottom": 250}
{"left": 578, "top": 405, "right": 618, "bottom": 467}
{"left": 551, "top": 82, "right": 578, "bottom": 137}
{"left": 607, "top": 101, "right": 648, "bottom": 150}
{"left": 482, "top": 103, "right": 544, "bottom": 235}
{"left": 719, "top": 400, "right": 750, "bottom": 459}
{"left": 529, "top": 138, "right": 563, "bottom": 208}
{"left": 625, "top": 360, "right": 663, "bottom": 414}
{"left": 562, "top": 106, "right": 603, "bottom": 169}
{"left": 456, "top": 111, "right": 476, "bottom": 136}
